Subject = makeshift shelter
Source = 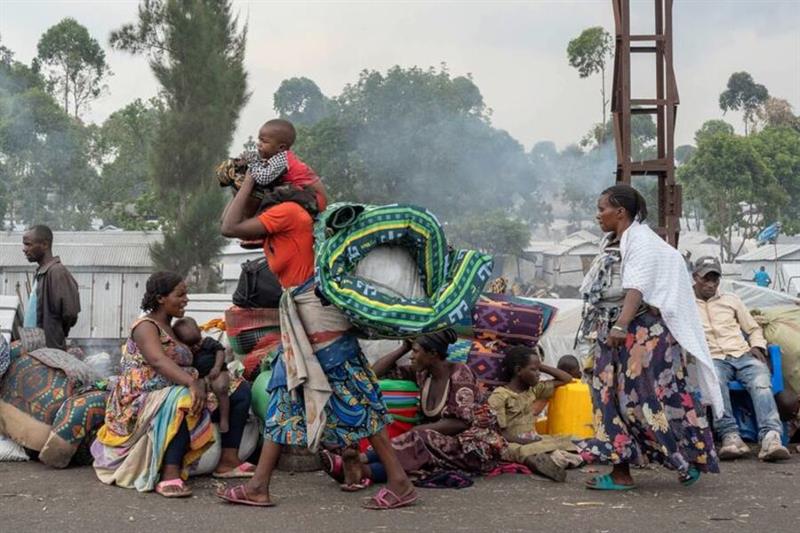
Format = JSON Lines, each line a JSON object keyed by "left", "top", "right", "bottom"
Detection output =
{"left": 736, "top": 244, "right": 800, "bottom": 288}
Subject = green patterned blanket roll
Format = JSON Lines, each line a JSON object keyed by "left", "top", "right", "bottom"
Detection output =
{"left": 314, "top": 203, "right": 493, "bottom": 338}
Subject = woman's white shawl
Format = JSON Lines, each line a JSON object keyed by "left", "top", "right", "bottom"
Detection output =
{"left": 620, "top": 222, "right": 724, "bottom": 418}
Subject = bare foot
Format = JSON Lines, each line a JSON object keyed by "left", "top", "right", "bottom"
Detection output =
{"left": 342, "top": 447, "right": 363, "bottom": 486}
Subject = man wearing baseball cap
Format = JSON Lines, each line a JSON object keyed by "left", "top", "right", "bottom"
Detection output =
{"left": 693, "top": 256, "right": 790, "bottom": 461}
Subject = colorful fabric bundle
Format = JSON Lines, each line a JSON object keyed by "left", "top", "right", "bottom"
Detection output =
{"left": 446, "top": 339, "right": 473, "bottom": 364}
{"left": 0, "top": 352, "right": 108, "bottom": 467}
{"left": 225, "top": 305, "right": 281, "bottom": 356}
{"left": 457, "top": 294, "right": 557, "bottom": 347}
{"left": 225, "top": 306, "right": 280, "bottom": 336}
{"left": 314, "top": 203, "right": 494, "bottom": 338}
{"left": 379, "top": 379, "right": 421, "bottom": 426}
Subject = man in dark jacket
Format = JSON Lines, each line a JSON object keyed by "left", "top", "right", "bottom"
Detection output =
{"left": 21, "top": 225, "right": 81, "bottom": 350}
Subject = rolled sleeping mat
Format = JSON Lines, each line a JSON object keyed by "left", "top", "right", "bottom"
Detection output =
{"left": 314, "top": 203, "right": 493, "bottom": 339}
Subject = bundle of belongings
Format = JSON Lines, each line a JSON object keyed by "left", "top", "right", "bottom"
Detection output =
{"left": 314, "top": 203, "right": 494, "bottom": 337}
{"left": 226, "top": 257, "right": 284, "bottom": 381}
{"left": 0, "top": 330, "right": 107, "bottom": 467}
{"left": 753, "top": 306, "right": 800, "bottom": 395}
{"left": 456, "top": 294, "right": 557, "bottom": 390}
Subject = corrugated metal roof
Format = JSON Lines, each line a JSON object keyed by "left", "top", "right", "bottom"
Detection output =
{"left": 0, "top": 243, "right": 154, "bottom": 268}
{"left": 736, "top": 244, "right": 800, "bottom": 262}
{"left": 0, "top": 230, "right": 163, "bottom": 245}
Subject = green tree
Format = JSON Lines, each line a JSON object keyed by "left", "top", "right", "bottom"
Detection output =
{"left": 274, "top": 77, "right": 332, "bottom": 126}
{"left": 678, "top": 124, "right": 784, "bottom": 261}
{"left": 36, "top": 18, "right": 111, "bottom": 118}
{"left": 290, "top": 65, "right": 546, "bottom": 227}
{"left": 719, "top": 72, "right": 769, "bottom": 136}
{"left": 111, "top": 0, "right": 249, "bottom": 289}
{"left": 447, "top": 211, "right": 530, "bottom": 257}
{"left": 567, "top": 27, "right": 613, "bottom": 142}
{"left": 92, "top": 98, "right": 163, "bottom": 228}
{"left": 750, "top": 126, "right": 800, "bottom": 234}
{"left": 0, "top": 44, "right": 96, "bottom": 229}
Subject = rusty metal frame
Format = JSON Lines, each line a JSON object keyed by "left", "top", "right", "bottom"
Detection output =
{"left": 611, "top": 0, "right": 681, "bottom": 246}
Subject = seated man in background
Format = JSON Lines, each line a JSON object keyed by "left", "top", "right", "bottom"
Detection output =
{"left": 693, "top": 256, "right": 790, "bottom": 461}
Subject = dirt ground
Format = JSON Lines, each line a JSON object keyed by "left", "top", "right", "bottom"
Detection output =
{"left": 1, "top": 453, "right": 798, "bottom": 533}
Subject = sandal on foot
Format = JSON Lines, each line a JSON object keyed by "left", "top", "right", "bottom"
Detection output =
{"left": 216, "top": 484, "right": 274, "bottom": 507}
{"left": 340, "top": 478, "right": 372, "bottom": 492}
{"left": 212, "top": 462, "right": 256, "bottom": 479}
{"left": 362, "top": 487, "right": 418, "bottom": 510}
{"left": 155, "top": 478, "right": 192, "bottom": 498}
{"left": 586, "top": 474, "right": 635, "bottom": 491}
{"left": 679, "top": 467, "right": 701, "bottom": 487}
{"left": 320, "top": 450, "right": 345, "bottom": 483}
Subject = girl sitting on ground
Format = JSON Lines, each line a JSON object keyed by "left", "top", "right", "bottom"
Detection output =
{"left": 487, "top": 346, "right": 584, "bottom": 482}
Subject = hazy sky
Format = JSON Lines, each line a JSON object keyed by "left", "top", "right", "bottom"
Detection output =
{"left": 1, "top": 0, "right": 798, "bottom": 153}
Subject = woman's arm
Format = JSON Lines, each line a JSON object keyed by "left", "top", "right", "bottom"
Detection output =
{"left": 133, "top": 322, "right": 206, "bottom": 412}
{"left": 220, "top": 173, "right": 270, "bottom": 240}
{"left": 412, "top": 418, "right": 469, "bottom": 436}
{"left": 371, "top": 340, "right": 412, "bottom": 378}
{"left": 607, "top": 288, "right": 643, "bottom": 348}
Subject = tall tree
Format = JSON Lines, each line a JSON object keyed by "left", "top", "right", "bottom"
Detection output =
{"left": 111, "top": 0, "right": 249, "bottom": 289}
{"left": 0, "top": 43, "right": 96, "bottom": 229}
{"left": 567, "top": 27, "right": 613, "bottom": 143}
{"left": 274, "top": 77, "right": 332, "bottom": 126}
{"left": 719, "top": 72, "right": 769, "bottom": 136}
{"left": 290, "top": 65, "right": 547, "bottom": 228}
{"left": 92, "top": 98, "right": 163, "bottom": 229}
{"left": 678, "top": 123, "right": 784, "bottom": 261}
{"left": 750, "top": 125, "right": 800, "bottom": 234}
{"left": 36, "top": 18, "right": 111, "bottom": 118}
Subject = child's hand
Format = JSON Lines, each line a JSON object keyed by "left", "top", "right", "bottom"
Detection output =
{"left": 208, "top": 366, "right": 221, "bottom": 380}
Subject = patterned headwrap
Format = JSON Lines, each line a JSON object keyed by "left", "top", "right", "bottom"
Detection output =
{"left": 415, "top": 328, "right": 458, "bottom": 358}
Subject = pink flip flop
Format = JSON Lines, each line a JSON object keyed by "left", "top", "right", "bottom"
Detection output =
{"left": 216, "top": 484, "right": 274, "bottom": 507}
{"left": 362, "top": 487, "right": 418, "bottom": 510}
{"left": 155, "top": 478, "right": 192, "bottom": 498}
{"left": 212, "top": 462, "right": 257, "bottom": 479}
{"left": 320, "top": 450, "right": 345, "bottom": 483}
{"left": 340, "top": 478, "right": 372, "bottom": 492}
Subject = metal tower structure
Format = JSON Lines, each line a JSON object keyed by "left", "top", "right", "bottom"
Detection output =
{"left": 611, "top": 0, "right": 681, "bottom": 246}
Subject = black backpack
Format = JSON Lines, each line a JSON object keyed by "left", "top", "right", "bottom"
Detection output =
{"left": 232, "top": 257, "right": 283, "bottom": 309}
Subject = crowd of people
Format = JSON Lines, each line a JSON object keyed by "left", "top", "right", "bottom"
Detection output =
{"left": 5, "top": 119, "right": 797, "bottom": 511}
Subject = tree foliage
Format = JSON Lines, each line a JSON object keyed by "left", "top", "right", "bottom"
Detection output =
{"left": 567, "top": 26, "right": 613, "bottom": 141}
{"left": 447, "top": 210, "right": 531, "bottom": 257}
{"left": 678, "top": 122, "right": 786, "bottom": 261}
{"left": 91, "top": 98, "right": 163, "bottom": 228}
{"left": 36, "top": 18, "right": 111, "bottom": 118}
{"left": 289, "top": 65, "right": 548, "bottom": 230}
{"left": 274, "top": 77, "right": 332, "bottom": 126}
{"left": 111, "top": 0, "right": 249, "bottom": 288}
{"left": 0, "top": 44, "right": 97, "bottom": 229}
{"left": 719, "top": 71, "right": 769, "bottom": 136}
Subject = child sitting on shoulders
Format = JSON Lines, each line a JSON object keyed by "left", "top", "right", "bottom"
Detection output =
{"left": 488, "top": 345, "right": 583, "bottom": 482}
{"left": 173, "top": 317, "right": 231, "bottom": 433}
{"left": 217, "top": 119, "right": 327, "bottom": 211}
